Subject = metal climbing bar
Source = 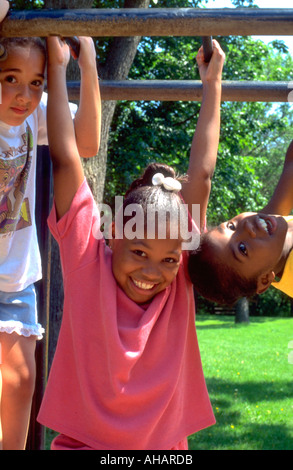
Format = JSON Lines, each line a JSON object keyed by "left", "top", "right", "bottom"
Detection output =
{"left": 2, "top": 8, "right": 292, "bottom": 103}
{"left": 202, "top": 36, "right": 213, "bottom": 63}
{"left": 1, "top": 8, "right": 293, "bottom": 37}
{"left": 66, "top": 80, "right": 293, "bottom": 103}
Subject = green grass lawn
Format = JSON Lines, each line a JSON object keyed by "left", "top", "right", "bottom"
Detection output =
{"left": 188, "top": 315, "right": 293, "bottom": 450}
{"left": 45, "top": 315, "right": 293, "bottom": 450}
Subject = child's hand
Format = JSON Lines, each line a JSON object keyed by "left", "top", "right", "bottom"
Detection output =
{"left": 0, "top": 0, "right": 9, "bottom": 23}
{"left": 76, "top": 37, "right": 97, "bottom": 72}
{"left": 47, "top": 36, "right": 71, "bottom": 69}
{"left": 196, "top": 39, "right": 225, "bottom": 84}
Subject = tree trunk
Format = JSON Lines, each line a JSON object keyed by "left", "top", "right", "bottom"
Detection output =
{"left": 44, "top": 0, "right": 150, "bottom": 368}
{"left": 84, "top": 0, "right": 151, "bottom": 203}
{"left": 235, "top": 297, "right": 250, "bottom": 324}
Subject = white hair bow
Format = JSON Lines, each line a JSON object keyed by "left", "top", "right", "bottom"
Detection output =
{"left": 151, "top": 173, "right": 182, "bottom": 192}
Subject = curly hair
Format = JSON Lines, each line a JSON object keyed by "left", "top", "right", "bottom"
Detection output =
{"left": 188, "top": 230, "right": 259, "bottom": 305}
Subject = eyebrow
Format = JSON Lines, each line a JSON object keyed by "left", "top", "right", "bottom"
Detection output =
{"left": 133, "top": 239, "right": 181, "bottom": 256}
{"left": 1, "top": 67, "right": 22, "bottom": 73}
{"left": 0, "top": 67, "right": 45, "bottom": 78}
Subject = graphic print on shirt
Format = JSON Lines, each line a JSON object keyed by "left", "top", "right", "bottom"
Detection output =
{"left": 0, "top": 123, "right": 33, "bottom": 234}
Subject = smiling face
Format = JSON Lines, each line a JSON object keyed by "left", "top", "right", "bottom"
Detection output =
{"left": 211, "top": 212, "right": 289, "bottom": 287}
{"left": 111, "top": 235, "right": 182, "bottom": 304}
{"left": 0, "top": 44, "right": 45, "bottom": 126}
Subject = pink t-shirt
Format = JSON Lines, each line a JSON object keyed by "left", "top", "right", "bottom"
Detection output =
{"left": 38, "top": 180, "right": 215, "bottom": 450}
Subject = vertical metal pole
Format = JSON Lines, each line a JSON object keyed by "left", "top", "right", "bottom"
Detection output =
{"left": 202, "top": 36, "right": 213, "bottom": 62}
{"left": 26, "top": 146, "right": 52, "bottom": 450}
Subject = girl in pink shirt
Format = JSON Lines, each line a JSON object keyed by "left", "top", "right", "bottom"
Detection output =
{"left": 37, "top": 36, "right": 225, "bottom": 450}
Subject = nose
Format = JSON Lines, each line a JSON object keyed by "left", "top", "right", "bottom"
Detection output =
{"left": 243, "top": 219, "right": 256, "bottom": 238}
{"left": 141, "top": 261, "right": 162, "bottom": 281}
{"left": 16, "top": 84, "right": 31, "bottom": 103}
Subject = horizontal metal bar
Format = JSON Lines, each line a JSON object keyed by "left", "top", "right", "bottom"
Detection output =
{"left": 1, "top": 8, "right": 293, "bottom": 37}
{"left": 66, "top": 80, "right": 293, "bottom": 102}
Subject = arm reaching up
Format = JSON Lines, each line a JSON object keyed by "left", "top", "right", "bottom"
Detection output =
{"left": 261, "top": 140, "right": 293, "bottom": 216}
{"left": 46, "top": 36, "right": 85, "bottom": 220}
{"left": 181, "top": 40, "right": 225, "bottom": 230}
{"left": 73, "top": 37, "right": 101, "bottom": 158}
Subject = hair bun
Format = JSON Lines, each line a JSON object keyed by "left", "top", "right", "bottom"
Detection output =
{"left": 141, "top": 163, "right": 176, "bottom": 186}
{"left": 125, "top": 162, "right": 176, "bottom": 196}
{"left": 152, "top": 173, "right": 182, "bottom": 192}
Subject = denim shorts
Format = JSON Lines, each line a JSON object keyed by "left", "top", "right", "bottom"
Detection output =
{"left": 0, "top": 284, "right": 44, "bottom": 340}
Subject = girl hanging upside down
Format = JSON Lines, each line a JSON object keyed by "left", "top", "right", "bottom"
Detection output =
{"left": 188, "top": 140, "right": 293, "bottom": 304}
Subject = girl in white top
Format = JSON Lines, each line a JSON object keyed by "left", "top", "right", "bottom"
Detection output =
{"left": 0, "top": 28, "right": 101, "bottom": 449}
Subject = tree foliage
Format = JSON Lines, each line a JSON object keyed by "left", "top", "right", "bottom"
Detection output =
{"left": 105, "top": 33, "right": 293, "bottom": 223}
{"left": 10, "top": 0, "right": 43, "bottom": 8}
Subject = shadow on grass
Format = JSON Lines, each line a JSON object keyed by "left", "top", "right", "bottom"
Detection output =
{"left": 206, "top": 377, "right": 293, "bottom": 403}
{"left": 189, "top": 421, "right": 293, "bottom": 450}
{"left": 188, "top": 376, "right": 293, "bottom": 450}
{"left": 195, "top": 315, "right": 285, "bottom": 330}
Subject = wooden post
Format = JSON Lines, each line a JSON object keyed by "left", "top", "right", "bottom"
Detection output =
{"left": 26, "top": 146, "right": 52, "bottom": 450}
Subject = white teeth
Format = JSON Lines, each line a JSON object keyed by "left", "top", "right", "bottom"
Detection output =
{"left": 132, "top": 278, "right": 155, "bottom": 290}
{"left": 258, "top": 217, "right": 270, "bottom": 234}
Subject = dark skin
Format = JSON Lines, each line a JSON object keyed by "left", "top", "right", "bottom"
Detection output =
{"left": 210, "top": 140, "right": 293, "bottom": 294}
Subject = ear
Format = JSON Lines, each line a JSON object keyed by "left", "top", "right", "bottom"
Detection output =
{"left": 256, "top": 270, "right": 275, "bottom": 294}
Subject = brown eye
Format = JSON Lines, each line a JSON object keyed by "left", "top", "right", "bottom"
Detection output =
{"left": 133, "top": 250, "right": 146, "bottom": 257}
{"left": 227, "top": 222, "right": 236, "bottom": 231}
{"left": 31, "top": 79, "right": 43, "bottom": 87}
{"left": 238, "top": 242, "right": 247, "bottom": 256}
{"left": 5, "top": 75, "right": 17, "bottom": 84}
